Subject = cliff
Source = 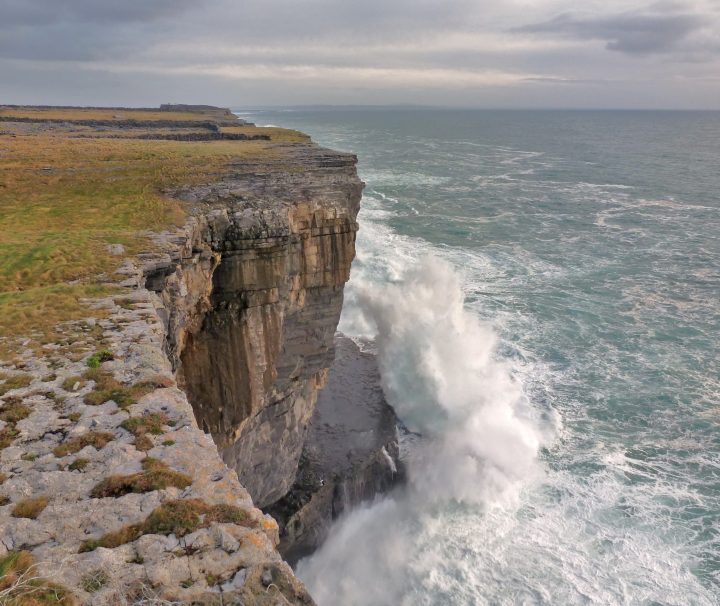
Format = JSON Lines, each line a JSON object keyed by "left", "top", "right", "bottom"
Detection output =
{"left": 155, "top": 145, "right": 362, "bottom": 507}
{"left": 0, "top": 105, "right": 363, "bottom": 605}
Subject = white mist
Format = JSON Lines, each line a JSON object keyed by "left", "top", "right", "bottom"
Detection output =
{"left": 296, "top": 257, "right": 548, "bottom": 605}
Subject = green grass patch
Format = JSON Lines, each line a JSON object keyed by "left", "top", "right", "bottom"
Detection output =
{"left": 86, "top": 350, "right": 114, "bottom": 368}
{"left": 53, "top": 431, "right": 114, "bottom": 457}
{"left": 80, "top": 498, "right": 256, "bottom": 552}
{"left": 0, "top": 108, "right": 306, "bottom": 360}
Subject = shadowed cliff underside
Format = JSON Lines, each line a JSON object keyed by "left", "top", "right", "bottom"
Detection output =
{"left": 266, "top": 335, "right": 404, "bottom": 565}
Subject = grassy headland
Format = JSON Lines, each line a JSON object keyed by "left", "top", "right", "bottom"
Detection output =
{"left": 0, "top": 105, "right": 306, "bottom": 360}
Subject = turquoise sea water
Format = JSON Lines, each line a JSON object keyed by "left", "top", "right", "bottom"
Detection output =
{"left": 239, "top": 109, "right": 720, "bottom": 605}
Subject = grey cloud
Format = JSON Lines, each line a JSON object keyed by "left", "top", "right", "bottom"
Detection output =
{"left": 0, "top": 0, "right": 198, "bottom": 27}
{"left": 0, "top": 0, "right": 481, "bottom": 62}
{"left": 0, "top": 0, "right": 718, "bottom": 108}
{"left": 0, "top": 0, "right": 200, "bottom": 61}
{"left": 517, "top": 4, "right": 710, "bottom": 55}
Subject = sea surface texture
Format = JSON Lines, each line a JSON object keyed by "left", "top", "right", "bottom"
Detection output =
{"left": 240, "top": 109, "right": 720, "bottom": 605}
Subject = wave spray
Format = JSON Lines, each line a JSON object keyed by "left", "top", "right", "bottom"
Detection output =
{"left": 297, "top": 257, "right": 548, "bottom": 605}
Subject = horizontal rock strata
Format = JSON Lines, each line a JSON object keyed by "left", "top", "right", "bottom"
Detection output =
{"left": 150, "top": 146, "right": 363, "bottom": 508}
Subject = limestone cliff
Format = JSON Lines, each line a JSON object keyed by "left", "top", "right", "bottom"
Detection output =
{"left": 149, "top": 145, "right": 363, "bottom": 507}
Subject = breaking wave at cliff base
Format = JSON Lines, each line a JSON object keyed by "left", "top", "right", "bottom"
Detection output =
{"left": 296, "top": 256, "right": 553, "bottom": 604}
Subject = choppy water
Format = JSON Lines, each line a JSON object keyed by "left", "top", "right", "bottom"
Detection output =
{"left": 238, "top": 109, "right": 720, "bottom": 605}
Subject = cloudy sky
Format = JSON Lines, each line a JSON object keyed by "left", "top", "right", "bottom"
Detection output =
{"left": 1, "top": 0, "right": 719, "bottom": 109}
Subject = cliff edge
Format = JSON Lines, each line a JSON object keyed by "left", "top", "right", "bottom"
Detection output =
{"left": 0, "top": 105, "right": 362, "bottom": 605}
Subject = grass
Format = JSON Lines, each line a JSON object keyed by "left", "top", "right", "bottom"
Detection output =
{"left": 0, "top": 373, "right": 32, "bottom": 396}
{"left": 0, "top": 425, "right": 19, "bottom": 450}
{"left": 53, "top": 431, "right": 113, "bottom": 457}
{"left": 90, "top": 457, "right": 191, "bottom": 498}
{"left": 85, "top": 350, "right": 113, "bottom": 368}
{"left": 81, "top": 368, "right": 166, "bottom": 409}
{"left": 0, "top": 550, "right": 76, "bottom": 605}
{"left": 219, "top": 125, "right": 310, "bottom": 143}
{"left": 120, "top": 410, "right": 174, "bottom": 451}
{"left": 79, "top": 498, "right": 256, "bottom": 552}
{"left": 134, "top": 435, "right": 153, "bottom": 452}
{"left": 79, "top": 570, "right": 108, "bottom": 594}
{"left": 0, "top": 106, "right": 307, "bottom": 360}
{"left": 11, "top": 496, "right": 49, "bottom": 519}
{"left": 60, "top": 376, "right": 84, "bottom": 392}
{"left": 0, "top": 106, "right": 223, "bottom": 122}
{"left": 68, "top": 458, "right": 89, "bottom": 472}
{"left": 0, "top": 396, "right": 28, "bottom": 453}
{"left": 0, "top": 398, "right": 31, "bottom": 423}
{"left": 121, "top": 412, "right": 170, "bottom": 437}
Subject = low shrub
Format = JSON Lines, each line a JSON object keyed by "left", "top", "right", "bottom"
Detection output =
{"left": 90, "top": 457, "right": 191, "bottom": 498}
{"left": 53, "top": 431, "right": 114, "bottom": 457}
{"left": 11, "top": 495, "right": 49, "bottom": 519}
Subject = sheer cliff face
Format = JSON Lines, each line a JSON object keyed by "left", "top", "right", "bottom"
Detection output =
{"left": 153, "top": 146, "right": 363, "bottom": 507}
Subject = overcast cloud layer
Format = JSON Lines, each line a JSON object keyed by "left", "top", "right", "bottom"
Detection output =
{"left": 1, "top": 0, "right": 719, "bottom": 108}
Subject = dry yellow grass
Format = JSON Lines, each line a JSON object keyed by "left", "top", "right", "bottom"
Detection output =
{"left": 11, "top": 495, "right": 49, "bottom": 519}
{"left": 0, "top": 106, "right": 220, "bottom": 122}
{"left": 0, "top": 106, "right": 307, "bottom": 360}
{"left": 220, "top": 125, "right": 311, "bottom": 142}
{"left": 0, "top": 549, "right": 76, "bottom": 605}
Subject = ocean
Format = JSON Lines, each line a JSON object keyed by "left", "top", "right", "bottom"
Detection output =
{"left": 237, "top": 108, "right": 720, "bottom": 605}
